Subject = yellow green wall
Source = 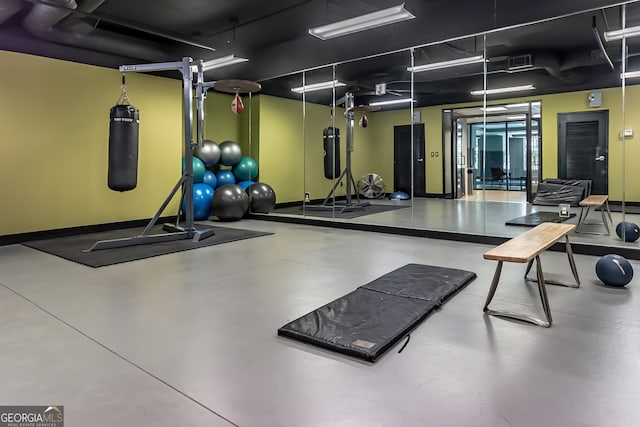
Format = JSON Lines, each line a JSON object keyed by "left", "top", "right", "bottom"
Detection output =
{"left": 0, "top": 50, "right": 184, "bottom": 236}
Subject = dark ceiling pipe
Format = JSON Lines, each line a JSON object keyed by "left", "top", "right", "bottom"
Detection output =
{"left": 0, "top": 0, "right": 23, "bottom": 25}
{"left": 22, "top": 0, "right": 169, "bottom": 61}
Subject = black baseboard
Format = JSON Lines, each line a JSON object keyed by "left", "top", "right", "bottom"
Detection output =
{"left": 249, "top": 213, "right": 640, "bottom": 260}
{"left": 0, "top": 216, "right": 176, "bottom": 246}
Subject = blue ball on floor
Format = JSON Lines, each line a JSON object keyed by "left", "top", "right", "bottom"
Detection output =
{"left": 390, "top": 191, "right": 410, "bottom": 200}
{"left": 595, "top": 254, "right": 634, "bottom": 287}
{"left": 181, "top": 183, "right": 214, "bottom": 220}
{"left": 615, "top": 221, "right": 640, "bottom": 242}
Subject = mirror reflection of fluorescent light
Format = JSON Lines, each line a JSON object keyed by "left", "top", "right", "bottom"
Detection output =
{"left": 621, "top": 70, "right": 640, "bottom": 79}
{"left": 192, "top": 55, "right": 249, "bottom": 72}
{"left": 407, "top": 55, "right": 484, "bottom": 72}
{"left": 507, "top": 115, "right": 527, "bottom": 120}
{"left": 471, "top": 84, "right": 535, "bottom": 95}
{"left": 309, "top": 3, "right": 415, "bottom": 40}
{"left": 505, "top": 103, "right": 529, "bottom": 108}
{"left": 482, "top": 106, "right": 508, "bottom": 112}
{"left": 604, "top": 25, "right": 640, "bottom": 41}
{"left": 291, "top": 80, "right": 346, "bottom": 93}
{"left": 369, "top": 98, "right": 415, "bottom": 106}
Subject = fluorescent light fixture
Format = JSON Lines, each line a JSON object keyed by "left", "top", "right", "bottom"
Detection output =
{"left": 369, "top": 98, "right": 415, "bottom": 106}
{"left": 604, "top": 25, "right": 640, "bottom": 41}
{"left": 621, "top": 70, "right": 640, "bottom": 79}
{"left": 505, "top": 103, "right": 529, "bottom": 108}
{"left": 291, "top": 80, "right": 346, "bottom": 93}
{"left": 407, "top": 55, "right": 484, "bottom": 72}
{"left": 482, "top": 106, "right": 508, "bottom": 112}
{"left": 507, "top": 115, "right": 527, "bottom": 120}
{"left": 471, "top": 84, "right": 535, "bottom": 95}
{"left": 309, "top": 3, "right": 415, "bottom": 40}
{"left": 192, "top": 55, "right": 249, "bottom": 72}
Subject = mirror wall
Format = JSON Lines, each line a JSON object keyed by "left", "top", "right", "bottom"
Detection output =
{"left": 253, "top": 1, "right": 640, "bottom": 256}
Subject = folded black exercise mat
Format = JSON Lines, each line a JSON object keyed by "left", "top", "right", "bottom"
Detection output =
{"left": 278, "top": 264, "right": 476, "bottom": 362}
{"left": 271, "top": 203, "right": 409, "bottom": 219}
{"left": 505, "top": 211, "right": 576, "bottom": 227}
{"left": 23, "top": 224, "right": 272, "bottom": 268}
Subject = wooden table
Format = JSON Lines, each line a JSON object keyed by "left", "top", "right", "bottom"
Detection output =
{"left": 483, "top": 222, "right": 580, "bottom": 327}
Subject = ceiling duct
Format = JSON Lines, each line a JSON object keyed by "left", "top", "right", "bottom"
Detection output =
{"left": 508, "top": 54, "right": 533, "bottom": 70}
{"left": 0, "top": 0, "right": 22, "bottom": 25}
{"left": 22, "top": 0, "right": 169, "bottom": 61}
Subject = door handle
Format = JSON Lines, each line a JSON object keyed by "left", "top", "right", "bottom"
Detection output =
{"left": 417, "top": 158, "right": 424, "bottom": 162}
{"left": 595, "top": 155, "right": 605, "bottom": 161}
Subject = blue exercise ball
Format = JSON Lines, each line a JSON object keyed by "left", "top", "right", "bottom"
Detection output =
{"left": 232, "top": 156, "right": 259, "bottom": 181}
{"left": 182, "top": 157, "right": 206, "bottom": 183}
{"left": 247, "top": 182, "right": 276, "bottom": 213}
{"left": 390, "top": 191, "right": 410, "bottom": 200}
{"left": 616, "top": 221, "right": 640, "bottom": 242}
{"left": 596, "top": 254, "right": 634, "bottom": 287}
{"left": 219, "top": 141, "right": 242, "bottom": 166}
{"left": 193, "top": 140, "right": 221, "bottom": 167}
{"left": 215, "top": 170, "right": 236, "bottom": 187}
{"left": 211, "top": 184, "right": 249, "bottom": 221}
{"left": 181, "top": 183, "right": 214, "bottom": 221}
{"left": 203, "top": 170, "right": 217, "bottom": 189}
{"left": 237, "top": 180, "right": 255, "bottom": 190}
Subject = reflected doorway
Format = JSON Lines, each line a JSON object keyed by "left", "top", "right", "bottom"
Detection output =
{"left": 394, "top": 124, "right": 426, "bottom": 196}
{"left": 447, "top": 101, "right": 541, "bottom": 202}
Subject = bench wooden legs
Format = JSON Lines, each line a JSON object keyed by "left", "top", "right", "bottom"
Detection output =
{"left": 483, "top": 236, "right": 580, "bottom": 328}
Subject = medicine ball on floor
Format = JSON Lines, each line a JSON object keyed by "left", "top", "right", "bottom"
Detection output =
{"left": 615, "top": 221, "right": 640, "bottom": 242}
{"left": 595, "top": 254, "right": 634, "bottom": 287}
{"left": 247, "top": 183, "right": 276, "bottom": 213}
{"left": 211, "top": 184, "right": 249, "bottom": 221}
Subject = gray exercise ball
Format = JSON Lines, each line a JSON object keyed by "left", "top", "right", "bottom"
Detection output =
{"left": 211, "top": 184, "right": 249, "bottom": 221}
{"left": 219, "top": 140, "right": 242, "bottom": 166}
{"left": 247, "top": 182, "right": 276, "bottom": 213}
{"left": 193, "top": 139, "right": 221, "bottom": 167}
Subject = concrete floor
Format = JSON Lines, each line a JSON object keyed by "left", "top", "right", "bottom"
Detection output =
{"left": 1, "top": 220, "right": 639, "bottom": 426}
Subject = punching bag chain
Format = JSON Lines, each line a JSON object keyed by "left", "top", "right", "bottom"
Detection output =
{"left": 116, "top": 73, "right": 131, "bottom": 105}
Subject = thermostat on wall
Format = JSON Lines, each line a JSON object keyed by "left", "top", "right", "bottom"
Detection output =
{"left": 588, "top": 91, "right": 602, "bottom": 107}
{"left": 412, "top": 110, "right": 421, "bottom": 123}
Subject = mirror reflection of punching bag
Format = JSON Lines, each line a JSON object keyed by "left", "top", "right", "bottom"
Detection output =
{"left": 323, "top": 127, "right": 340, "bottom": 179}
{"left": 108, "top": 74, "right": 139, "bottom": 192}
{"left": 231, "top": 91, "right": 244, "bottom": 114}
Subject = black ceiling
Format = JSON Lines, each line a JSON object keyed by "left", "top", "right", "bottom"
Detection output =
{"left": 1, "top": 0, "right": 639, "bottom": 107}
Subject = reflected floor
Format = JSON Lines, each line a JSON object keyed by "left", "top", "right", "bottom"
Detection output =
{"left": 264, "top": 191, "right": 640, "bottom": 251}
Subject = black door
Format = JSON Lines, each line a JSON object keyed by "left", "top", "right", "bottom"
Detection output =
{"left": 558, "top": 111, "right": 608, "bottom": 195}
{"left": 394, "top": 124, "right": 426, "bottom": 196}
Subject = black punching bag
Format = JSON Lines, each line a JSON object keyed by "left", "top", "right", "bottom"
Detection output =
{"left": 108, "top": 104, "right": 139, "bottom": 191}
{"left": 323, "top": 127, "right": 340, "bottom": 179}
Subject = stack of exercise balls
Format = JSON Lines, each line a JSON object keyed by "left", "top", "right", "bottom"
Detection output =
{"left": 184, "top": 139, "right": 276, "bottom": 221}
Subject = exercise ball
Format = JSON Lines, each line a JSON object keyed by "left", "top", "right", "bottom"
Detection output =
{"left": 219, "top": 140, "right": 242, "bottom": 166}
{"left": 211, "top": 184, "right": 249, "bottom": 221}
{"left": 237, "top": 180, "right": 255, "bottom": 190}
{"left": 215, "top": 170, "right": 236, "bottom": 186}
{"left": 596, "top": 254, "right": 634, "bottom": 287}
{"left": 247, "top": 182, "right": 276, "bottom": 213}
{"left": 203, "top": 170, "right": 217, "bottom": 189}
{"left": 193, "top": 139, "right": 220, "bottom": 167}
{"left": 182, "top": 157, "right": 206, "bottom": 183}
{"left": 390, "top": 191, "right": 410, "bottom": 200}
{"left": 181, "top": 183, "right": 214, "bottom": 221}
{"left": 232, "top": 156, "right": 258, "bottom": 181}
{"left": 616, "top": 221, "right": 640, "bottom": 242}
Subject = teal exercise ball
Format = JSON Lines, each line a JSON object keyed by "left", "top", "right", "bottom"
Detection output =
{"left": 232, "top": 156, "right": 258, "bottom": 181}
{"left": 182, "top": 157, "right": 206, "bottom": 183}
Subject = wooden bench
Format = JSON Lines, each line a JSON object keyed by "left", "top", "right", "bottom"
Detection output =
{"left": 482, "top": 222, "right": 580, "bottom": 327}
{"left": 576, "top": 194, "right": 613, "bottom": 235}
